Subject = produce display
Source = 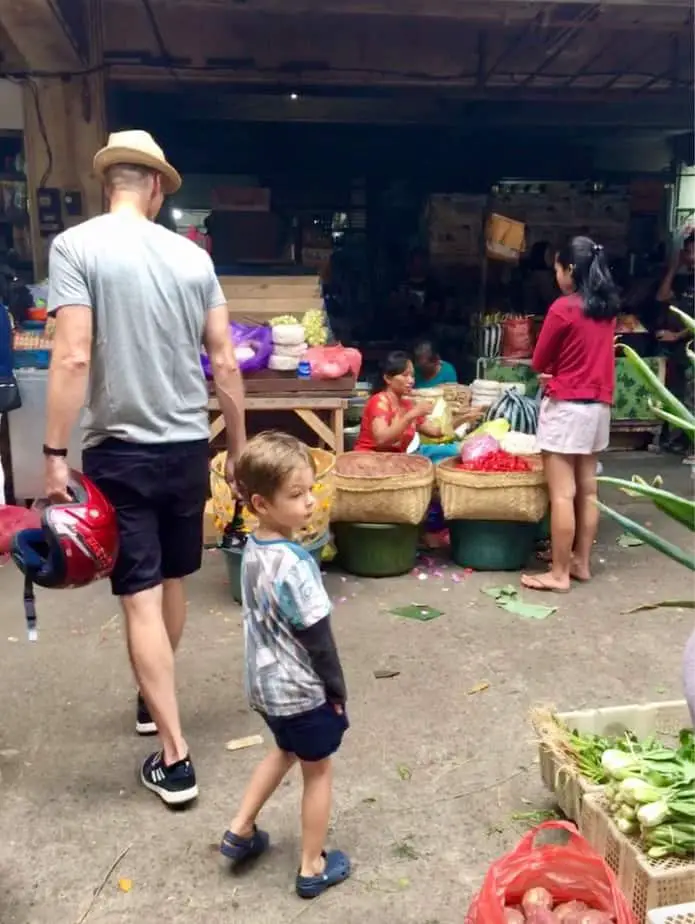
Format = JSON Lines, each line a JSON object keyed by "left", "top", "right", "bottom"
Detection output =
{"left": 268, "top": 308, "right": 329, "bottom": 347}
{"left": 501, "top": 432, "right": 540, "bottom": 455}
{"left": 303, "top": 308, "right": 329, "bottom": 347}
{"left": 335, "top": 452, "right": 429, "bottom": 477}
{"left": 458, "top": 448, "right": 533, "bottom": 473}
{"left": 534, "top": 708, "right": 695, "bottom": 860}
{"left": 503, "top": 889, "right": 615, "bottom": 923}
{"left": 601, "top": 730, "right": 694, "bottom": 859}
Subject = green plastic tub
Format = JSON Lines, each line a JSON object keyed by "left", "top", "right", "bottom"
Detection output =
{"left": 535, "top": 512, "right": 551, "bottom": 542}
{"left": 221, "top": 532, "right": 330, "bottom": 604}
{"left": 449, "top": 519, "right": 536, "bottom": 571}
{"left": 333, "top": 522, "right": 419, "bottom": 577}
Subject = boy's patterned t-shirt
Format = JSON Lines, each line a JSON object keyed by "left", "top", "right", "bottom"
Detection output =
{"left": 241, "top": 536, "right": 331, "bottom": 717}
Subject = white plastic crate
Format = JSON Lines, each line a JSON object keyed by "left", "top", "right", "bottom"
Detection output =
{"left": 647, "top": 904, "right": 695, "bottom": 924}
{"left": 581, "top": 795, "right": 695, "bottom": 923}
{"left": 535, "top": 699, "right": 690, "bottom": 822}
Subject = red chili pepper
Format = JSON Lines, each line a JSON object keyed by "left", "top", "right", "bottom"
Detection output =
{"left": 457, "top": 450, "right": 531, "bottom": 474}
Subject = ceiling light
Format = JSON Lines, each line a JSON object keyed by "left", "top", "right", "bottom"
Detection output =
{"left": 289, "top": 92, "right": 299, "bottom": 101}
{"left": 172, "top": 208, "right": 183, "bottom": 220}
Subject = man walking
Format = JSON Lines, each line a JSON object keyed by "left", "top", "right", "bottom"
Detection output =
{"left": 43, "top": 130, "right": 245, "bottom": 806}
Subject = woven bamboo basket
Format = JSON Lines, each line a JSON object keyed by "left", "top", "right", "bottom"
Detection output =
{"left": 442, "top": 383, "right": 471, "bottom": 416}
{"left": 436, "top": 455, "right": 548, "bottom": 522}
{"left": 210, "top": 446, "right": 336, "bottom": 542}
{"left": 331, "top": 452, "right": 434, "bottom": 525}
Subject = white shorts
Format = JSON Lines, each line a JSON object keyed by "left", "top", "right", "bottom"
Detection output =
{"left": 536, "top": 397, "right": 611, "bottom": 455}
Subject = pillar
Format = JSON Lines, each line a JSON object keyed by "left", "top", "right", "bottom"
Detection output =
{"left": 23, "top": 72, "right": 106, "bottom": 278}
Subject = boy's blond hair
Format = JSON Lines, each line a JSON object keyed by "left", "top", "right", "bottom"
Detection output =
{"left": 235, "top": 431, "right": 315, "bottom": 509}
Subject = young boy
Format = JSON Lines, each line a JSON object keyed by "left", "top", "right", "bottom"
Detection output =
{"left": 220, "top": 431, "right": 350, "bottom": 899}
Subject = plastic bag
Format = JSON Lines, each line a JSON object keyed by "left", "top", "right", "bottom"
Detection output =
{"left": 460, "top": 434, "right": 499, "bottom": 463}
{"left": 486, "top": 389, "right": 539, "bottom": 435}
{"left": 502, "top": 316, "right": 535, "bottom": 359}
{"left": 463, "top": 418, "right": 510, "bottom": 444}
{"left": 420, "top": 396, "right": 454, "bottom": 444}
{"left": 304, "top": 345, "right": 363, "bottom": 380}
{"left": 0, "top": 505, "right": 41, "bottom": 555}
{"left": 201, "top": 323, "right": 272, "bottom": 377}
{"left": 465, "top": 821, "right": 635, "bottom": 924}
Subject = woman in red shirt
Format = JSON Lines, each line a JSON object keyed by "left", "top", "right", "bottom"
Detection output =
{"left": 522, "top": 236, "right": 619, "bottom": 594}
{"left": 355, "top": 351, "right": 441, "bottom": 452}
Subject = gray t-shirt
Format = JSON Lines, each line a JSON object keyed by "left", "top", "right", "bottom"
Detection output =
{"left": 48, "top": 212, "right": 227, "bottom": 448}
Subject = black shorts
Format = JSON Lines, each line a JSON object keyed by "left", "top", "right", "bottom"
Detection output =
{"left": 82, "top": 438, "right": 209, "bottom": 597}
{"left": 263, "top": 702, "right": 349, "bottom": 763}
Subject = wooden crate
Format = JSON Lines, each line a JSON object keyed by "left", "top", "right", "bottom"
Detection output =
{"left": 219, "top": 274, "right": 323, "bottom": 323}
{"left": 581, "top": 794, "right": 695, "bottom": 924}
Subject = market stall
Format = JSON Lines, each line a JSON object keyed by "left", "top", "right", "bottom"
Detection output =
{"left": 478, "top": 354, "right": 667, "bottom": 447}
{"left": 6, "top": 277, "right": 358, "bottom": 502}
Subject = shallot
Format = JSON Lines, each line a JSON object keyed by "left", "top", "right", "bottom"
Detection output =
{"left": 554, "top": 902, "right": 589, "bottom": 922}
{"left": 526, "top": 910, "right": 558, "bottom": 924}
{"left": 503, "top": 909, "right": 525, "bottom": 924}
{"left": 564, "top": 912, "right": 614, "bottom": 924}
{"left": 522, "top": 888, "right": 554, "bottom": 916}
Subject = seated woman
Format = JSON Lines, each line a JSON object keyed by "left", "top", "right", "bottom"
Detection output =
{"left": 522, "top": 236, "right": 620, "bottom": 594}
{"left": 413, "top": 340, "right": 458, "bottom": 389}
{"left": 355, "top": 351, "right": 445, "bottom": 453}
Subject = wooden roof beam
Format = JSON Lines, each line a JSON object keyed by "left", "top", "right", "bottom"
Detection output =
{"left": 0, "top": 0, "right": 83, "bottom": 72}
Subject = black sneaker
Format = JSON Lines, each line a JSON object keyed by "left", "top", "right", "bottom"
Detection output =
{"left": 141, "top": 750, "right": 199, "bottom": 806}
{"left": 136, "top": 694, "right": 157, "bottom": 736}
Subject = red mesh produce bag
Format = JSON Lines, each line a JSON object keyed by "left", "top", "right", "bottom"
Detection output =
{"left": 502, "top": 316, "right": 535, "bottom": 359}
{"left": 465, "top": 821, "right": 635, "bottom": 924}
{"left": 0, "top": 505, "right": 41, "bottom": 555}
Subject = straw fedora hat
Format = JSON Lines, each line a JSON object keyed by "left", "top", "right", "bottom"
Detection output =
{"left": 93, "top": 130, "right": 182, "bottom": 195}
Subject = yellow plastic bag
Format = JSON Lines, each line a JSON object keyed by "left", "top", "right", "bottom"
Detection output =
{"left": 420, "top": 396, "right": 455, "bottom": 445}
{"left": 462, "top": 418, "right": 510, "bottom": 444}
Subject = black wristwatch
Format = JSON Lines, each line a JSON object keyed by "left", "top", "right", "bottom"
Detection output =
{"left": 43, "top": 444, "right": 68, "bottom": 458}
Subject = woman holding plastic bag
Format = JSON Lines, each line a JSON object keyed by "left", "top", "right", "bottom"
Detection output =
{"left": 354, "top": 351, "right": 458, "bottom": 460}
{"left": 466, "top": 821, "right": 635, "bottom": 924}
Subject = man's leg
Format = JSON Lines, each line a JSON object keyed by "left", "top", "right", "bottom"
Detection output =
{"left": 83, "top": 441, "right": 198, "bottom": 805}
{"left": 163, "top": 578, "right": 187, "bottom": 651}
{"left": 124, "top": 586, "right": 189, "bottom": 767}
{"left": 136, "top": 577, "right": 187, "bottom": 735}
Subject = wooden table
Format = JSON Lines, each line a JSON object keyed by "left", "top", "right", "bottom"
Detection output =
{"left": 208, "top": 395, "right": 348, "bottom": 453}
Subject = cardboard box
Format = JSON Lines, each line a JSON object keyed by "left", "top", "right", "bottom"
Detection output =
{"left": 486, "top": 212, "right": 526, "bottom": 262}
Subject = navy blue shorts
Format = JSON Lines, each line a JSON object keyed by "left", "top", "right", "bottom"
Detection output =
{"left": 263, "top": 702, "right": 349, "bottom": 762}
{"left": 82, "top": 438, "right": 209, "bottom": 597}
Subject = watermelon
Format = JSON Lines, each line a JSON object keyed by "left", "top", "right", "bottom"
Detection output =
{"left": 485, "top": 387, "right": 538, "bottom": 434}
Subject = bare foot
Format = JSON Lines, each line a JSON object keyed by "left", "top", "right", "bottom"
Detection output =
{"left": 521, "top": 573, "right": 571, "bottom": 594}
{"left": 569, "top": 557, "right": 591, "bottom": 582}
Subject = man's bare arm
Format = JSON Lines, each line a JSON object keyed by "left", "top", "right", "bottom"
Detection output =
{"left": 204, "top": 304, "right": 246, "bottom": 461}
{"left": 45, "top": 306, "right": 92, "bottom": 449}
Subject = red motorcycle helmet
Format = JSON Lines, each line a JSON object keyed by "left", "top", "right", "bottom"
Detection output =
{"left": 11, "top": 470, "right": 119, "bottom": 640}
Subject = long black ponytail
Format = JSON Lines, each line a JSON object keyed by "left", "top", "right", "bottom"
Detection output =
{"left": 556, "top": 236, "right": 620, "bottom": 320}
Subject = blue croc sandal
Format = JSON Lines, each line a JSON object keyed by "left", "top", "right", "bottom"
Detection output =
{"left": 220, "top": 826, "right": 270, "bottom": 864}
{"left": 296, "top": 849, "right": 351, "bottom": 899}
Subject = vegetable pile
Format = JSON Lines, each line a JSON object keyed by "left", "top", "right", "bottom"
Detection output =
{"left": 504, "top": 887, "right": 615, "bottom": 923}
{"left": 457, "top": 449, "right": 533, "bottom": 473}
{"left": 601, "top": 729, "right": 695, "bottom": 859}
{"left": 532, "top": 708, "right": 695, "bottom": 860}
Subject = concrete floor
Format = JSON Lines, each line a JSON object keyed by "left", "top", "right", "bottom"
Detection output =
{"left": 0, "top": 454, "right": 692, "bottom": 924}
